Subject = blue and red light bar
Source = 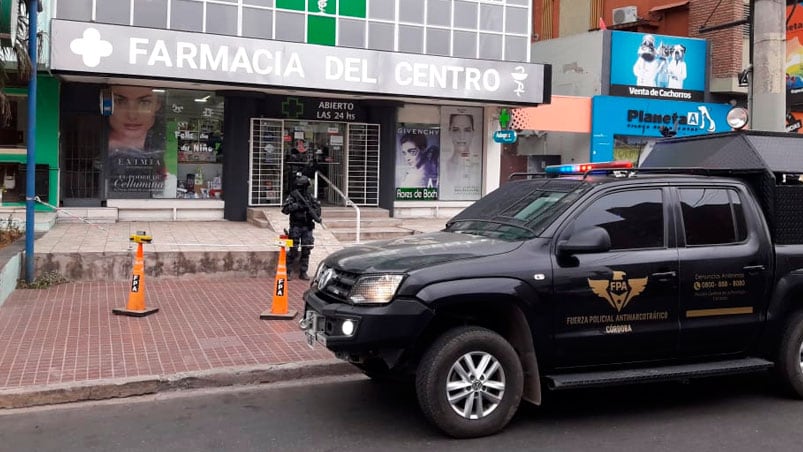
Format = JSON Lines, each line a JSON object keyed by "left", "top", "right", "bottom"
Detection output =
{"left": 545, "top": 161, "right": 634, "bottom": 175}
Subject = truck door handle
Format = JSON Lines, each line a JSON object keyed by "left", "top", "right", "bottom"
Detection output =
{"left": 743, "top": 265, "right": 766, "bottom": 274}
{"left": 651, "top": 271, "right": 677, "bottom": 281}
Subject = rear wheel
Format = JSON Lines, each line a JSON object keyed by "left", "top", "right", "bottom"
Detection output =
{"left": 415, "top": 326, "right": 523, "bottom": 438}
{"left": 776, "top": 311, "right": 803, "bottom": 398}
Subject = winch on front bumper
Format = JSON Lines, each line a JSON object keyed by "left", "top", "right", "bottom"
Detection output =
{"left": 299, "top": 288, "right": 434, "bottom": 364}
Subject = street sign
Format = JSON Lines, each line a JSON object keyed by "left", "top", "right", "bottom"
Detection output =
{"left": 493, "top": 129, "right": 517, "bottom": 144}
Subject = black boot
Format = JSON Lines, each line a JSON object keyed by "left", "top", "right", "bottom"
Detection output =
{"left": 299, "top": 271, "right": 310, "bottom": 280}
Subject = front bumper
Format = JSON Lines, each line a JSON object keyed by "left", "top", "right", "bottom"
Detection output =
{"left": 300, "top": 288, "right": 434, "bottom": 359}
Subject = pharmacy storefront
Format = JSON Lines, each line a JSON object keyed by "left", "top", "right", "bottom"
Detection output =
{"left": 50, "top": 19, "right": 549, "bottom": 220}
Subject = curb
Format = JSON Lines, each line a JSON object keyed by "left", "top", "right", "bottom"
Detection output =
{"left": 0, "top": 359, "right": 358, "bottom": 409}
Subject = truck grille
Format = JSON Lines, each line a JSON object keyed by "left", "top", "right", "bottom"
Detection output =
{"left": 316, "top": 266, "right": 358, "bottom": 302}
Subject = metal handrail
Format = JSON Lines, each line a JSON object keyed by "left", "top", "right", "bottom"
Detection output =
{"left": 314, "top": 171, "right": 361, "bottom": 244}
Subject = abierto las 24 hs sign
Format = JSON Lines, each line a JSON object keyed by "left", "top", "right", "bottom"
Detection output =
{"left": 51, "top": 20, "right": 550, "bottom": 107}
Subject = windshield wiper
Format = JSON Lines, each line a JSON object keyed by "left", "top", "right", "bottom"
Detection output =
{"left": 448, "top": 218, "right": 536, "bottom": 235}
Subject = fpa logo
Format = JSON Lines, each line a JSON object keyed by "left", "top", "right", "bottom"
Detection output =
{"left": 588, "top": 271, "right": 648, "bottom": 312}
{"left": 69, "top": 28, "right": 113, "bottom": 68}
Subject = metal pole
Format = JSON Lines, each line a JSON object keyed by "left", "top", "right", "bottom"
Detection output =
{"left": 751, "top": 0, "right": 785, "bottom": 131}
{"left": 24, "top": 0, "right": 38, "bottom": 282}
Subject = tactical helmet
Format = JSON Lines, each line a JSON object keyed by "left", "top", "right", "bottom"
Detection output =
{"left": 295, "top": 175, "right": 310, "bottom": 188}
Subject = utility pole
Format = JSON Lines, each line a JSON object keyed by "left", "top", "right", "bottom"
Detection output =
{"left": 25, "top": 0, "right": 38, "bottom": 283}
{"left": 751, "top": 0, "right": 786, "bottom": 131}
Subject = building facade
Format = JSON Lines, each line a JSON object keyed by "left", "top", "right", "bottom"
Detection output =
{"left": 502, "top": 0, "right": 750, "bottom": 178}
{"left": 48, "top": 0, "right": 549, "bottom": 221}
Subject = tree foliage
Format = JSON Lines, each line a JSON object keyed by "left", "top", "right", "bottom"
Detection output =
{"left": 0, "top": 0, "right": 42, "bottom": 125}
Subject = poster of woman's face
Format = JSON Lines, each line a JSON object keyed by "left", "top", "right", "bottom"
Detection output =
{"left": 395, "top": 124, "right": 440, "bottom": 200}
{"left": 106, "top": 85, "right": 175, "bottom": 198}
{"left": 439, "top": 106, "right": 482, "bottom": 201}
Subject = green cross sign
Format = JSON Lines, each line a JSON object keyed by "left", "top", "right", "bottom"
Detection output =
{"left": 281, "top": 97, "right": 305, "bottom": 118}
{"left": 276, "top": 0, "right": 367, "bottom": 46}
{"left": 499, "top": 108, "right": 511, "bottom": 129}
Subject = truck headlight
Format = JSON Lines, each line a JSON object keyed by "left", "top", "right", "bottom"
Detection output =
{"left": 348, "top": 274, "right": 404, "bottom": 304}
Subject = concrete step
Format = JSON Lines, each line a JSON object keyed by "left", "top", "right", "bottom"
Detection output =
{"left": 329, "top": 226, "right": 414, "bottom": 243}
{"left": 324, "top": 217, "right": 403, "bottom": 228}
{"left": 246, "top": 208, "right": 271, "bottom": 229}
{"left": 0, "top": 208, "right": 57, "bottom": 232}
{"left": 321, "top": 207, "right": 392, "bottom": 219}
{"left": 56, "top": 207, "right": 118, "bottom": 224}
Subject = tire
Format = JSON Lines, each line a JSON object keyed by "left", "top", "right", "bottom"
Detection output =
{"left": 776, "top": 311, "right": 803, "bottom": 398}
{"left": 415, "top": 326, "right": 523, "bottom": 438}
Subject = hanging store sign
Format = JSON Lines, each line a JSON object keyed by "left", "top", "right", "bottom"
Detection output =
{"left": 51, "top": 20, "right": 550, "bottom": 106}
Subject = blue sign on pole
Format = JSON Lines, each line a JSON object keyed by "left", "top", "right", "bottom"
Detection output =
{"left": 493, "top": 129, "right": 517, "bottom": 144}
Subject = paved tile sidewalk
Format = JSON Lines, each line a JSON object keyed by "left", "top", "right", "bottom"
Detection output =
{"left": 0, "top": 277, "right": 330, "bottom": 390}
{"left": 0, "top": 213, "right": 448, "bottom": 407}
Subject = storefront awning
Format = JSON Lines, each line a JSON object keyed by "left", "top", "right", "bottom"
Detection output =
{"left": 50, "top": 19, "right": 551, "bottom": 107}
{"left": 510, "top": 95, "right": 591, "bottom": 133}
{"left": 649, "top": 1, "right": 689, "bottom": 13}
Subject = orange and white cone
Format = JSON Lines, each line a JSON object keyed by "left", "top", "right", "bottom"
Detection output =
{"left": 261, "top": 237, "right": 297, "bottom": 320}
{"left": 113, "top": 241, "right": 159, "bottom": 317}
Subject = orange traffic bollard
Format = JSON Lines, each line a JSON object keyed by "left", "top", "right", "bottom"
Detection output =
{"left": 260, "top": 236, "right": 298, "bottom": 320}
{"left": 113, "top": 231, "right": 159, "bottom": 317}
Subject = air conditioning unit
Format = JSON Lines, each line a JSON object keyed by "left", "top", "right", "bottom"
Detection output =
{"left": 612, "top": 6, "right": 638, "bottom": 26}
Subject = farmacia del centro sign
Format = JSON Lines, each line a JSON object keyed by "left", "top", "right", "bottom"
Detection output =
{"left": 51, "top": 20, "right": 550, "bottom": 106}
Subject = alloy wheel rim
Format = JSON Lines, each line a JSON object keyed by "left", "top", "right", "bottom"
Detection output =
{"left": 446, "top": 351, "right": 506, "bottom": 420}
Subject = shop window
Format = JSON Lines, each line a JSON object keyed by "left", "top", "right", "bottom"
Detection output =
{"left": 103, "top": 86, "right": 223, "bottom": 200}
{"left": 0, "top": 95, "right": 26, "bottom": 149}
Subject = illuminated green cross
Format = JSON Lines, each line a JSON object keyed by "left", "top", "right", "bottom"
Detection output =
{"left": 499, "top": 108, "right": 511, "bottom": 129}
{"left": 276, "top": 0, "right": 367, "bottom": 46}
{"left": 281, "top": 97, "right": 305, "bottom": 118}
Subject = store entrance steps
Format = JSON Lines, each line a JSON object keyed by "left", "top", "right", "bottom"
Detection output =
{"left": 250, "top": 207, "right": 416, "bottom": 243}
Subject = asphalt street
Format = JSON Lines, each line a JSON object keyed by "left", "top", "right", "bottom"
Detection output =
{"left": 1, "top": 372, "right": 802, "bottom": 451}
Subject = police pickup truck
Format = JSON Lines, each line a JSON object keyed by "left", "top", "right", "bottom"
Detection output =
{"left": 300, "top": 131, "right": 803, "bottom": 438}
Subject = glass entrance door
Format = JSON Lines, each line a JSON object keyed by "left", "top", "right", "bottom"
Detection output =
{"left": 248, "top": 118, "right": 379, "bottom": 206}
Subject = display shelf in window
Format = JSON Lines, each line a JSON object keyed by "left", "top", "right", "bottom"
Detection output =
{"left": 176, "top": 119, "right": 223, "bottom": 163}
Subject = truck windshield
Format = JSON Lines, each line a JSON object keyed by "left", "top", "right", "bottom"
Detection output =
{"left": 445, "top": 180, "right": 586, "bottom": 240}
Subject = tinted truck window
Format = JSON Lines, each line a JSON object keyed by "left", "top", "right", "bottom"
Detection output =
{"left": 571, "top": 189, "right": 664, "bottom": 250}
{"left": 680, "top": 188, "right": 747, "bottom": 245}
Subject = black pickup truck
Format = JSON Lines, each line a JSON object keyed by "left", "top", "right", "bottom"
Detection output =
{"left": 300, "top": 131, "right": 803, "bottom": 438}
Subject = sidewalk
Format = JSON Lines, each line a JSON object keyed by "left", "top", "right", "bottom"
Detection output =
{"left": 0, "top": 214, "right": 446, "bottom": 409}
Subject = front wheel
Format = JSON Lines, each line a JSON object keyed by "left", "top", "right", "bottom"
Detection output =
{"left": 415, "top": 326, "right": 523, "bottom": 438}
{"left": 777, "top": 311, "right": 803, "bottom": 398}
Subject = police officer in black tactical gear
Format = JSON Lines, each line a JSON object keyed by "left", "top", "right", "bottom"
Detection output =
{"left": 281, "top": 174, "right": 322, "bottom": 280}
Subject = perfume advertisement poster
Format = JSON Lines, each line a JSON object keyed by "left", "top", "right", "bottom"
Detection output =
{"left": 105, "top": 85, "right": 176, "bottom": 198}
{"left": 439, "top": 106, "right": 482, "bottom": 201}
{"left": 395, "top": 124, "right": 440, "bottom": 201}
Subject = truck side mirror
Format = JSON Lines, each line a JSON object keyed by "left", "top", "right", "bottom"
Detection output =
{"left": 557, "top": 226, "right": 611, "bottom": 256}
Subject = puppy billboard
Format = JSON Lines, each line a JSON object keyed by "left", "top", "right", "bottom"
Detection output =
{"left": 609, "top": 31, "right": 707, "bottom": 102}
